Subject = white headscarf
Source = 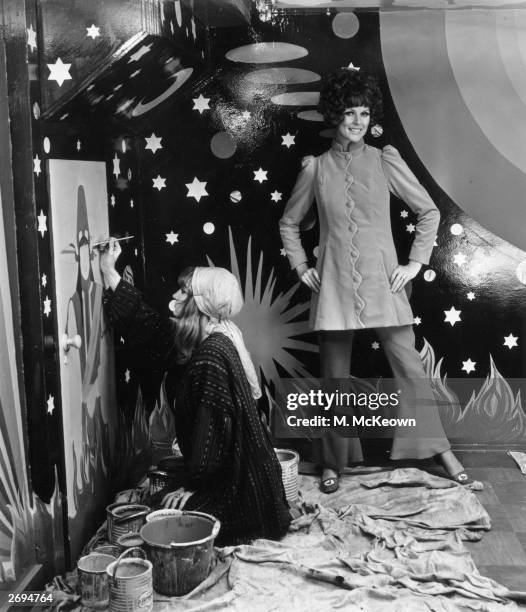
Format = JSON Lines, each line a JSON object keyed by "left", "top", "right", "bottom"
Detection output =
{"left": 191, "top": 267, "right": 262, "bottom": 399}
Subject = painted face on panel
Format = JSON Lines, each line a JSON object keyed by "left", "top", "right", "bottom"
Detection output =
{"left": 336, "top": 106, "right": 371, "bottom": 144}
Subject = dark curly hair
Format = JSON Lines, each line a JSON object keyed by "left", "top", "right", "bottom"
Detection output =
{"left": 317, "top": 69, "right": 383, "bottom": 127}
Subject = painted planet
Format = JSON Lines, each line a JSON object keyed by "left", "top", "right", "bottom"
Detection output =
{"left": 230, "top": 190, "right": 242, "bottom": 203}
{"left": 297, "top": 110, "right": 324, "bottom": 122}
{"left": 271, "top": 92, "right": 320, "bottom": 106}
{"left": 244, "top": 68, "right": 321, "bottom": 85}
{"left": 225, "top": 42, "right": 308, "bottom": 64}
{"left": 450, "top": 223, "right": 464, "bottom": 236}
{"left": 210, "top": 132, "right": 237, "bottom": 159}
{"left": 424, "top": 269, "right": 436, "bottom": 282}
{"left": 516, "top": 260, "right": 526, "bottom": 285}
{"left": 43, "top": 137, "right": 51, "bottom": 153}
{"left": 132, "top": 67, "right": 194, "bottom": 117}
{"left": 332, "top": 12, "right": 360, "bottom": 39}
{"left": 203, "top": 222, "right": 215, "bottom": 235}
{"left": 319, "top": 128, "right": 335, "bottom": 138}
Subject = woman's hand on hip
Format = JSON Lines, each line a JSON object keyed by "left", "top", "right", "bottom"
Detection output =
{"left": 298, "top": 266, "right": 321, "bottom": 293}
{"left": 389, "top": 261, "right": 422, "bottom": 293}
{"left": 301, "top": 155, "right": 315, "bottom": 169}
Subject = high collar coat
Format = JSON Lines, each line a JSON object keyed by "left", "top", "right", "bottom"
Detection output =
{"left": 279, "top": 141, "right": 440, "bottom": 331}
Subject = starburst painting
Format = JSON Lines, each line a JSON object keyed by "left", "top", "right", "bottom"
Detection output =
{"left": 207, "top": 227, "right": 317, "bottom": 390}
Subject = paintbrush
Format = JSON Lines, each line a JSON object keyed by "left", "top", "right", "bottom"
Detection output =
{"left": 92, "top": 235, "right": 135, "bottom": 249}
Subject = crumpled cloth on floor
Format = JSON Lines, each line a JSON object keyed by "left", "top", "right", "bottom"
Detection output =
{"left": 45, "top": 468, "right": 526, "bottom": 611}
{"left": 153, "top": 468, "right": 525, "bottom": 612}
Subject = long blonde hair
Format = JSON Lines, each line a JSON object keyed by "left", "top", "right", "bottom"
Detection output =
{"left": 172, "top": 267, "right": 208, "bottom": 364}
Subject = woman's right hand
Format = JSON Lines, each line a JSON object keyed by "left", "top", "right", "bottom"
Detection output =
{"left": 98, "top": 238, "right": 122, "bottom": 290}
{"left": 297, "top": 266, "right": 321, "bottom": 293}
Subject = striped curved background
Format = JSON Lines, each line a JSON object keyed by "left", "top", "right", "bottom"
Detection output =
{"left": 381, "top": 9, "right": 526, "bottom": 252}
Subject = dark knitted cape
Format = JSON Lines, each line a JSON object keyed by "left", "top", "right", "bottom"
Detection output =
{"left": 103, "top": 280, "right": 291, "bottom": 544}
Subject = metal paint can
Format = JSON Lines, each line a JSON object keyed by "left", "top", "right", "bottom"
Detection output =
{"left": 77, "top": 553, "right": 114, "bottom": 609}
{"left": 107, "top": 548, "right": 153, "bottom": 612}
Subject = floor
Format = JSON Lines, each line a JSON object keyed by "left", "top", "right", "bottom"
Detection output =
{"left": 300, "top": 449, "right": 526, "bottom": 592}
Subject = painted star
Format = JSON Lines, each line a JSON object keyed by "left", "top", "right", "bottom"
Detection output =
{"left": 112, "top": 154, "right": 120, "bottom": 178}
{"left": 128, "top": 44, "right": 152, "bottom": 63}
{"left": 414, "top": 316, "right": 422, "bottom": 326}
{"left": 280, "top": 248, "right": 286, "bottom": 257}
{"left": 503, "top": 333, "right": 518, "bottom": 349}
{"left": 400, "top": 210, "right": 409, "bottom": 219}
{"left": 467, "top": 291, "right": 475, "bottom": 301}
{"left": 453, "top": 252, "right": 467, "bottom": 266}
{"left": 152, "top": 175, "right": 166, "bottom": 191}
{"left": 371, "top": 341, "right": 380, "bottom": 350}
{"left": 76, "top": 139, "right": 81, "bottom": 151}
{"left": 47, "top": 57, "right": 72, "bottom": 87}
{"left": 47, "top": 395, "right": 54, "bottom": 415}
{"left": 110, "top": 195, "right": 116, "bottom": 207}
{"left": 254, "top": 168, "right": 268, "bottom": 184}
{"left": 86, "top": 24, "right": 100, "bottom": 39}
{"left": 271, "top": 190, "right": 282, "bottom": 203}
{"left": 37, "top": 210, "right": 47, "bottom": 237}
{"left": 461, "top": 358, "right": 476, "bottom": 374}
{"left": 281, "top": 133, "right": 295, "bottom": 148}
{"left": 41, "top": 274, "right": 47, "bottom": 287}
{"left": 27, "top": 24, "right": 37, "bottom": 52}
{"left": 145, "top": 133, "right": 163, "bottom": 153}
{"left": 43, "top": 296, "right": 51, "bottom": 317}
{"left": 406, "top": 223, "right": 415, "bottom": 233}
{"left": 192, "top": 94, "right": 210, "bottom": 114}
{"left": 124, "top": 368, "right": 131, "bottom": 383}
{"left": 444, "top": 306, "right": 461, "bottom": 327}
{"left": 185, "top": 177, "right": 208, "bottom": 202}
{"left": 166, "top": 231, "right": 179, "bottom": 245}
{"left": 241, "top": 111, "right": 251, "bottom": 120}
{"left": 34, "top": 154, "right": 42, "bottom": 176}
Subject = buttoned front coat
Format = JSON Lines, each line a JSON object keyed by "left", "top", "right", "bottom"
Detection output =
{"left": 279, "top": 141, "right": 440, "bottom": 331}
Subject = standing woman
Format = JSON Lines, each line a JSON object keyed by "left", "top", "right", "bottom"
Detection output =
{"left": 100, "top": 239, "right": 291, "bottom": 544}
{"left": 279, "top": 69, "right": 470, "bottom": 493}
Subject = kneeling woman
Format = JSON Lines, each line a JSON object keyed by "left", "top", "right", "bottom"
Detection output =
{"left": 100, "top": 239, "right": 291, "bottom": 545}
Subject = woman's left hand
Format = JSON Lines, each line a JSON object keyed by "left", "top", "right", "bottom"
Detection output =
{"left": 389, "top": 261, "right": 422, "bottom": 293}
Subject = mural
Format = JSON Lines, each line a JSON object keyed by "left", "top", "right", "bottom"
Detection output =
{"left": 11, "top": 0, "right": 526, "bottom": 576}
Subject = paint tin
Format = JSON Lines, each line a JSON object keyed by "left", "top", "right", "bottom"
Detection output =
{"left": 106, "top": 503, "right": 150, "bottom": 545}
{"left": 107, "top": 548, "right": 153, "bottom": 612}
{"left": 92, "top": 544, "right": 121, "bottom": 558}
{"left": 140, "top": 512, "right": 220, "bottom": 596}
{"left": 77, "top": 553, "right": 115, "bottom": 609}
{"left": 275, "top": 448, "right": 300, "bottom": 503}
{"left": 116, "top": 532, "right": 144, "bottom": 556}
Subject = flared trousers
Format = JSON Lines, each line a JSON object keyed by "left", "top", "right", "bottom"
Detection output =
{"left": 314, "top": 325, "right": 451, "bottom": 470}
